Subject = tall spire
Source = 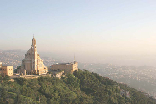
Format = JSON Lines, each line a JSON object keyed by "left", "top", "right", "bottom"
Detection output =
{"left": 32, "top": 35, "right": 36, "bottom": 46}
{"left": 74, "top": 53, "right": 77, "bottom": 64}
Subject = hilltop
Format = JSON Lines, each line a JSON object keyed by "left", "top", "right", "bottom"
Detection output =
{"left": 0, "top": 69, "right": 156, "bottom": 104}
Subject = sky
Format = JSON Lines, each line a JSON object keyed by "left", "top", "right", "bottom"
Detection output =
{"left": 0, "top": 0, "right": 156, "bottom": 65}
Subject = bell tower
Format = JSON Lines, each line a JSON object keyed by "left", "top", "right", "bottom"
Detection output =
{"left": 32, "top": 35, "right": 36, "bottom": 46}
{"left": 31, "top": 36, "right": 38, "bottom": 72}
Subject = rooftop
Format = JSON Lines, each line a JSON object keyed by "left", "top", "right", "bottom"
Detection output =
{"left": 53, "top": 62, "right": 74, "bottom": 65}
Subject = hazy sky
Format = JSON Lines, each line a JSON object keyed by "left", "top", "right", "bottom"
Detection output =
{"left": 1, "top": 0, "right": 156, "bottom": 65}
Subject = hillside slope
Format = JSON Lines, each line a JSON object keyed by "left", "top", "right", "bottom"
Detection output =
{"left": 0, "top": 70, "right": 155, "bottom": 104}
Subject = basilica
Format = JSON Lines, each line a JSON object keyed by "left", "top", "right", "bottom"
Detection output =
{"left": 18, "top": 37, "right": 47, "bottom": 75}
{"left": 17, "top": 37, "right": 78, "bottom": 77}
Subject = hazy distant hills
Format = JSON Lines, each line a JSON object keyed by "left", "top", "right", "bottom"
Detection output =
{"left": 0, "top": 50, "right": 25, "bottom": 67}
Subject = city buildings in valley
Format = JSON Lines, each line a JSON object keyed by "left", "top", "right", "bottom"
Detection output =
{"left": 17, "top": 37, "right": 47, "bottom": 75}
{"left": 0, "top": 62, "right": 13, "bottom": 76}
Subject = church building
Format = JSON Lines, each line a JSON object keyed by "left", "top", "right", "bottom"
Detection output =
{"left": 18, "top": 37, "right": 47, "bottom": 75}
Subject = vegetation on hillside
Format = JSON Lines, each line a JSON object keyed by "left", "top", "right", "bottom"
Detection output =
{"left": 0, "top": 69, "right": 155, "bottom": 104}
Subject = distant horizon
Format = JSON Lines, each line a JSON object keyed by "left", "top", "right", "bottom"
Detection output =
{"left": 1, "top": 49, "right": 156, "bottom": 67}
